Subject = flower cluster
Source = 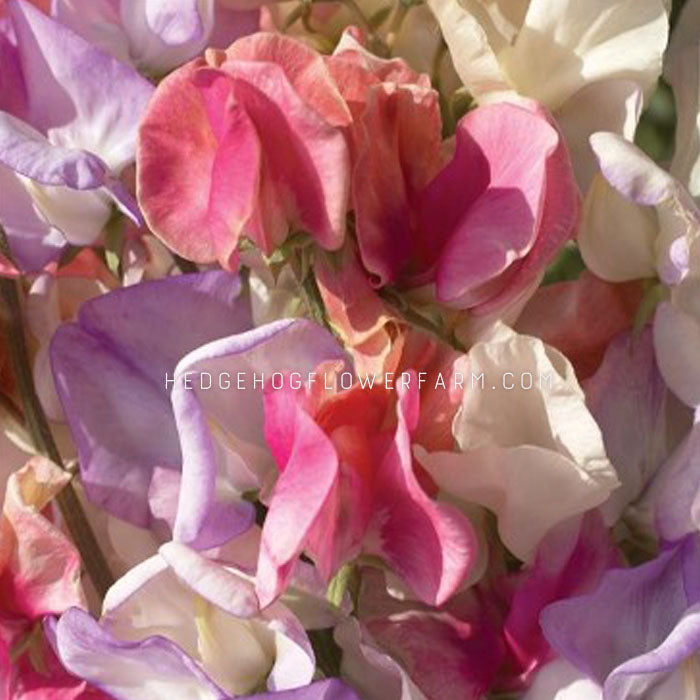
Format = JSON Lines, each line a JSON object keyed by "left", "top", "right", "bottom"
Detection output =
{"left": 0, "top": 0, "right": 699, "bottom": 698}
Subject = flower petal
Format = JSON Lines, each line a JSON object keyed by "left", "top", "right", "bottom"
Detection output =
{"left": 50, "top": 271, "right": 251, "bottom": 526}
{"left": 541, "top": 536, "right": 700, "bottom": 691}
{"left": 171, "top": 319, "right": 349, "bottom": 549}
{"left": 8, "top": 0, "right": 154, "bottom": 170}
{"left": 51, "top": 608, "right": 227, "bottom": 700}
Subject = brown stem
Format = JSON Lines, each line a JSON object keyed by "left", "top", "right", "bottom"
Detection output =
{"left": 0, "top": 228, "right": 114, "bottom": 599}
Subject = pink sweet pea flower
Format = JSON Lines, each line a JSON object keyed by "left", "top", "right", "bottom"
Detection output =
{"left": 327, "top": 33, "right": 579, "bottom": 315}
{"left": 137, "top": 32, "right": 351, "bottom": 268}
{"left": 257, "top": 371, "right": 477, "bottom": 608}
{"left": 0, "top": 457, "right": 108, "bottom": 698}
{"left": 338, "top": 567, "right": 506, "bottom": 700}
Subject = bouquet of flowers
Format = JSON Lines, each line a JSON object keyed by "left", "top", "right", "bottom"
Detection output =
{"left": 1, "top": 0, "right": 699, "bottom": 697}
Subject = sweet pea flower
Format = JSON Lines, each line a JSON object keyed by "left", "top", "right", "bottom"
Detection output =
{"left": 25, "top": 249, "right": 117, "bottom": 422}
{"left": 256, "top": 371, "right": 477, "bottom": 607}
{"left": 50, "top": 269, "right": 350, "bottom": 552}
{"left": 0, "top": 0, "right": 153, "bottom": 272}
{"left": 326, "top": 33, "right": 578, "bottom": 315}
{"left": 137, "top": 32, "right": 351, "bottom": 268}
{"left": 167, "top": 321, "right": 350, "bottom": 551}
{"left": 335, "top": 567, "right": 505, "bottom": 700}
{"left": 50, "top": 270, "right": 254, "bottom": 529}
{"left": 0, "top": 457, "right": 109, "bottom": 698}
{"left": 52, "top": 0, "right": 261, "bottom": 77}
{"left": 582, "top": 328, "right": 680, "bottom": 525}
{"left": 503, "top": 512, "right": 619, "bottom": 688}
{"left": 52, "top": 606, "right": 358, "bottom": 699}
{"left": 537, "top": 534, "right": 700, "bottom": 699}
{"left": 416, "top": 325, "right": 619, "bottom": 562}
{"left": 0, "top": 458, "right": 84, "bottom": 626}
{"left": 336, "top": 513, "right": 616, "bottom": 699}
{"left": 50, "top": 526, "right": 356, "bottom": 699}
{"left": 49, "top": 533, "right": 341, "bottom": 699}
{"left": 577, "top": 132, "right": 700, "bottom": 408}
{"left": 428, "top": 0, "right": 668, "bottom": 189}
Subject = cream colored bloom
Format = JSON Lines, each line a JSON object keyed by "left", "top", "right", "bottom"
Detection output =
{"left": 428, "top": 0, "right": 669, "bottom": 188}
{"left": 415, "top": 325, "right": 618, "bottom": 561}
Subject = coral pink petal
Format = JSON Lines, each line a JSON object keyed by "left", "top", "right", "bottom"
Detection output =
{"left": 137, "top": 60, "right": 259, "bottom": 267}
{"left": 223, "top": 32, "right": 351, "bottom": 127}
{"left": 223, "top": 59, "right": 349, "bottom": 253}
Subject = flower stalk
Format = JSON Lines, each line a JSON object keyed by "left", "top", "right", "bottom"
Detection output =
{"left": 0, "top": 227, "right": 114, "bottom": 600}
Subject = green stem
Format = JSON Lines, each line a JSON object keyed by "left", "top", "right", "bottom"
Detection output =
{"left": 0, "top": 228, "right": 114, "bottom": 599}
{"left": 378, "top": 288, "right": 466, "bottom": 352}
{"left": 384, "top": 1, "right": 410, "bottom": 51}
{"left": 173, "top": 254, "right": 200, "bottom": 275}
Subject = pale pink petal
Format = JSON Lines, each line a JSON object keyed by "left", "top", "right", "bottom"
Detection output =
{"left": 0, "top": 457, "right": 85, "bottom": 619}
{"left": 222, "top": 32, "right": 350, "bottom": 127}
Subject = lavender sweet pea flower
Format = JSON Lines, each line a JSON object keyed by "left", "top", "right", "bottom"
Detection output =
{"left": 53, "top": 0, "right": 260, "bottom": 76}
{"left": 540, "top": 534, "right": 700, "bottom": 699}
{"left": 651, "top": 420, "right": 700, "bottom": 542}
{"left": 50, "top": 270, "right": 254, "bottom": 528}
{"left": 577, "top": 132, "right": 700, "bottom": 409}
{"left": 0, "top": 0, "right": 153, "bottom": 271}
{"left": 582, "top": 328, "right": 673, "bottom": 525}
{"left": 50, "top": 608, "right": 358, "bottom": 700}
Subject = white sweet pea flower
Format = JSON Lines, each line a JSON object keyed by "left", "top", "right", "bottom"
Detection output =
{"left": 415, "top": 325, "right": 618, "bottom": 562}
{"left": 94, "top": 540, "right": 316, "bottom": 697}
{"left": 427, "top": 0, "right": 669, "bottom": 189}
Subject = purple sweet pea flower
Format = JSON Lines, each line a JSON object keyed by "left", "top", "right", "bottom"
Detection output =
{"left": 651, "top": 420, "right": 700, "bottom": 542}
{"left": 50, "top": 270, "right": 254, "bottom": 528}
{"left": 0, "top": 0, "right": 153, "bottom": 271}
{"left": 49, "top": 608, "right": 359, "bottom": 700}
{"left": 540, "top": 534, "right": 700, "bottom": 699}
{"left": 582, "top": 328, "right": 674, "bottom": 525}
